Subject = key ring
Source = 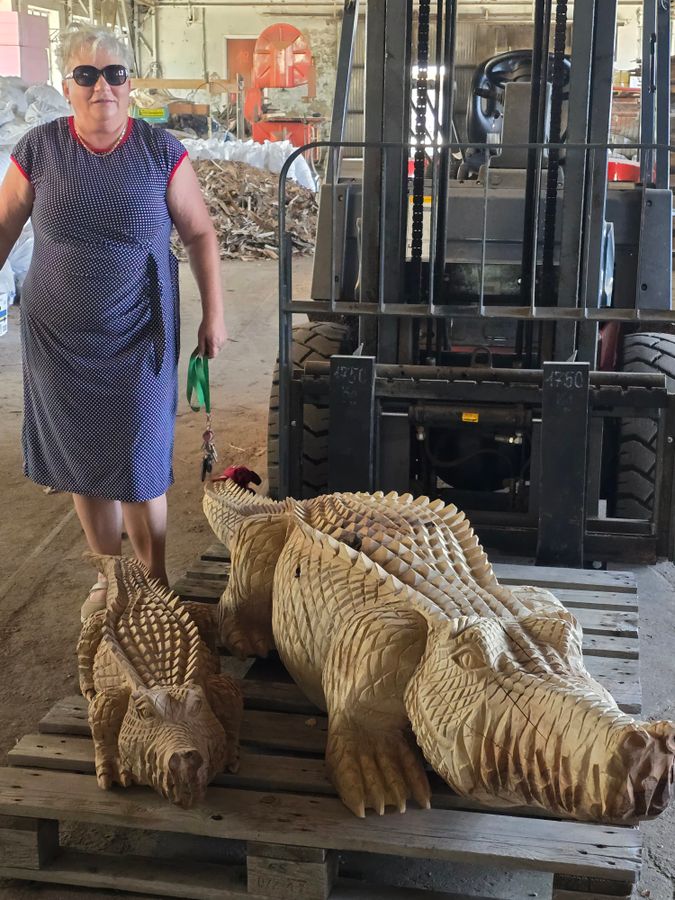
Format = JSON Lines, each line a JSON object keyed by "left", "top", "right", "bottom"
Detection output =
{"left": 187, "top": 350, "right": 218, "bottom": 481}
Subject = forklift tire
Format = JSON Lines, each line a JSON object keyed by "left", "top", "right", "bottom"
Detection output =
{"left": 616, "top": 333, "right": 675, "bottom": 518}
{"left": 267, "top": 321, "right": 353, "bottom": 499}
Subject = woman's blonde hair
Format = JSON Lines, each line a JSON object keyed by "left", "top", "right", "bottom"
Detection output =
{"left": 57, "top": 24, "right": 134, "bottom": 76}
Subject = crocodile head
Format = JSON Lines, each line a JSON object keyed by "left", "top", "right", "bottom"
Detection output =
{"left": 118, "top": 683, "right": 228, "bottom": 808}
{"left": 407, "top": 609, "right": 675, "bottom": 823}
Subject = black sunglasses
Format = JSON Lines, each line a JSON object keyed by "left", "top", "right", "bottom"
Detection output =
{"left": 65, "top": 64, "right": 129, "bottom": 87}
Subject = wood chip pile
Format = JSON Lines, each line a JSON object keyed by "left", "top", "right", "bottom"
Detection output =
{"left": 172, "top": 159, "right": 318, "bottom": 261}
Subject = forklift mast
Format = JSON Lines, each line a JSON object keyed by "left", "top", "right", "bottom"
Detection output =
{"left": 274, "top": 0, "right": 675, "bottom": 568}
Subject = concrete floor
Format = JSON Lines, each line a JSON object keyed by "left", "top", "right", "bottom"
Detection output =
{"left": 0, "top": 259, "right": 672, "bottom": 899}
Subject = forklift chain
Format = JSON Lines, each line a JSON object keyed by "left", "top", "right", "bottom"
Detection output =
{"left": 411, "top": 0, "right": 431, "bottom": 266}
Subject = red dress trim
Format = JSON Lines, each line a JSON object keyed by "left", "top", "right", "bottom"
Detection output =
{"left": 168, "top": 150, "right": 188, "bottom": 186}
{"left": 68, "top": 116, "right": 133, "bottom": 154}
{"left": 10, "top": 156, "right": 31, "bottom": 183}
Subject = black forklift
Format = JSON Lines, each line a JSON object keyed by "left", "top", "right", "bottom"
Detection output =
{"left": 269, "top": 0, "right": 675, "bottom": 568}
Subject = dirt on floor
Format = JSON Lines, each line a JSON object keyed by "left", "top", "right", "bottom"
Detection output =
{"left": 0, "top": 258, "right": 673, "bottom": 900}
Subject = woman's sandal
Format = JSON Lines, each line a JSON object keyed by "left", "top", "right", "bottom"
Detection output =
{"left": 80, "top": 581, "right": 108, "bottom": 623}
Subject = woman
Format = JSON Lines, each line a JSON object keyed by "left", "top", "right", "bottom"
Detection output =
{"left": 0, "top": 25, "right": 227, "bottom": 619}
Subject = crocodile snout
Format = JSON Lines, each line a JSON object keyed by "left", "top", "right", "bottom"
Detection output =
{"left": 169, "top": 748, "right": 204, "bottom": 779}
{"left": 165, "top": 748, "right": 207, "bottom": 808}
{"left": 608, "top": 723, "right": 675, "bottom": 820}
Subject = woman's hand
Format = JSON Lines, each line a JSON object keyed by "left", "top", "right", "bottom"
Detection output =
{"left": 197, "top": 315, "right": 228, "bottom": 359}
{"left": 168, "top": 160, "right": 228, "bottom": 360}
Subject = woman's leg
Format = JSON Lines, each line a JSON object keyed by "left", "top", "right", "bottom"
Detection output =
{"left": 72, "top": 494, "right": 123, "bottom": 617}
{"left": 72, "top": 493, "right": 124, "bottom": 556}
{"left": 121, "top": 494, "right": 169, "bottom": 586}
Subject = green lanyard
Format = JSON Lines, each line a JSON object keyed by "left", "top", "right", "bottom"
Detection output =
{"left": 187, "top": 350, "right": 210, "bottom": 413}
{"left": 188, "top": 351, "right": 218, "bottom": 480}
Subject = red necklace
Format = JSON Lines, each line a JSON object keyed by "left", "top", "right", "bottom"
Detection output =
{"left": 73, "top": 120, "right": 127, "bottom": 156}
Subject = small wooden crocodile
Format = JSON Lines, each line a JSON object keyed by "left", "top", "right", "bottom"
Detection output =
{"left": 77, "top": 555, "right": 242, "bottom": 808}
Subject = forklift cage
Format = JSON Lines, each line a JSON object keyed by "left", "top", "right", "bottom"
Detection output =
{"left": 275, "top": 138, "right": 675, "bottom": 567}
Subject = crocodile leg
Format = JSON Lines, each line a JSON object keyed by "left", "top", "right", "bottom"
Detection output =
{"left": 182, "top": 602, "right": 218, "bottom": 655}
{"left": 205, "top": 674, "right": 244, "bottom": 773}
{"left": 76, "top": 609, "right": 106, "bottom": 700}
{"left": 88, "top": 686, "right": 132, "bottom": 790}
{"left": 322, "top": 606, "right": 430, "bottom": 817}
{"left": 217, "top": 514, "right": 289, "bottom": 658}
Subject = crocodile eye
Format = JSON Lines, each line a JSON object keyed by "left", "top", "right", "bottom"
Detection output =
{"left": 135, "top": 703, "right": 155, "bottom": 720}
{"left": 451, "top": 648, "right": 487, "bottom": 671}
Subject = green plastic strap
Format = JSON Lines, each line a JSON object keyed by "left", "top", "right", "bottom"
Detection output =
{"left": 187, "top": 350, "right": 210, "bottom": 413}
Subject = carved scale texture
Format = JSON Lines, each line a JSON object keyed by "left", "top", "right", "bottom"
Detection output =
{"left": 202, "top": 484, "right": 296, "bottom": 548}
{"left": 272, "top": 520, "right": 441, "bottom": 709}
{"left": 92, "top": 557, "right": 217, "bottom": 693}
{"left": 204, "top": 482, "right": 530, "bottom": 622}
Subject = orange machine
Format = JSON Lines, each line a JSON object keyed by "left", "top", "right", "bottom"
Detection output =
{"left": 247, "top": 23, "right": 321, "bottom": 150}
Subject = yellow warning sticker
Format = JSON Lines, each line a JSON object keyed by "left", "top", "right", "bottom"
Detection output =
{"left": 461, "top": 412, "right": 480, "bottom": 423}
{"left": 138, "top": 108, "right": 166, "bottom": 117}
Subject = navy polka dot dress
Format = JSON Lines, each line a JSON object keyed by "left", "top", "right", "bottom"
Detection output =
{"left": 11, "top": 117, "right": 187, "bottom": 502}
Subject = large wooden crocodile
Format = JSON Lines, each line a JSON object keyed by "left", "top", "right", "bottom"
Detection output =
{"left": 77, "top": 555, "right": 242, "bottom": 808}
{"left": 204, "top": 474, "right": 675, "bottom": 824}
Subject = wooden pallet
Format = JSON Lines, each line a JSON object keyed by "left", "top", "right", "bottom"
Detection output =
{"left": 0, "top": 547, "right": 644, "bottom": 900}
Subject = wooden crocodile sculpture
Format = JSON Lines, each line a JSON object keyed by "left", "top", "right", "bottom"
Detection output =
{"left": 203, "top": 474, "right": 675, "bottom": 825}
{"left": 77, "top": 555, "right": 243, "bottom": 808}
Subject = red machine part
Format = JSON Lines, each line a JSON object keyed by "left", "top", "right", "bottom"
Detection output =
{"left": 252, "top": 118, "right": 321, "bottom": 157}
{"left": 244, "top": 87, "right": 263, "bottom": 123}
{"left": 253, "top": 23, "right": 312, "bottom": 89}
{"left": 607, "top": 158, "right": 640, "bottom": 183}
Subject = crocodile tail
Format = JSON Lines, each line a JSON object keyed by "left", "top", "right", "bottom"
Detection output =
{"left": 203, "top": 480, "right": 291, "bottom": 546}
{"left": 86, "top": 553, "right": 127, "bottom": 620}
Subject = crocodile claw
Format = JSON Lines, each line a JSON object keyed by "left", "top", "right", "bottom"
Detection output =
{"left": 221, "top": 622, "right": 273, "bottom": 659}
{"left": 326, "top": 727, "right": 431, "bottom": 817}
{"left": 94, "top": 756, "right": 135, "bottom": 791}
{"left": 96, "top": 768, "right": 113, "bottom": 791}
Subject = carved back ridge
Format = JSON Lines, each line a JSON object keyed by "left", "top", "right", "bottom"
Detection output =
{"left": 296, "top": 493, "right": 531, "bottom": 621}
{"left": 96, "top": 556, "right": 208, "bottom": 688}
{"left": 203, "top": 481, "right": 296, "bottom": 545}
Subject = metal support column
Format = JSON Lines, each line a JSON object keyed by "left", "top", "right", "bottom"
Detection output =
{"left": 328, "top": 356, "right": 377, "bottom": 492}
{"left": 379, "top": 0, "right": 411, "bottom": 363}
{"left": 361, "top": 1, "right": 387, "bottom": 309}
{"left": 640, "top": 0, "right": 657, "bottom": 184}
{"left": 536, "top": 363, "right": 591, "bottom": 567}
{"left": 432, "top": 0, "right": 458, "bottom": 306}
{"left": 329, "top": 0, "right": 359, "bottom": 148}
{"left": 520, "top": 0, "right": 551, "bottom": 306}
{"left": 655, "top": 0, "right": 671, "bottom": 189}
{"left": 577, "top": 0, "right": 616, "bottom": 366}
{"left": 278, "top": 234, "right": 294, "bottom": 499}
{"left": 635, "top": 0, "right": 671, "bottom": 310}
{"left": 554, "top": 0, "right": 596, "bottom": 360}
{"left": 311, "top": 1, "right": 359, "bottom": 304}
